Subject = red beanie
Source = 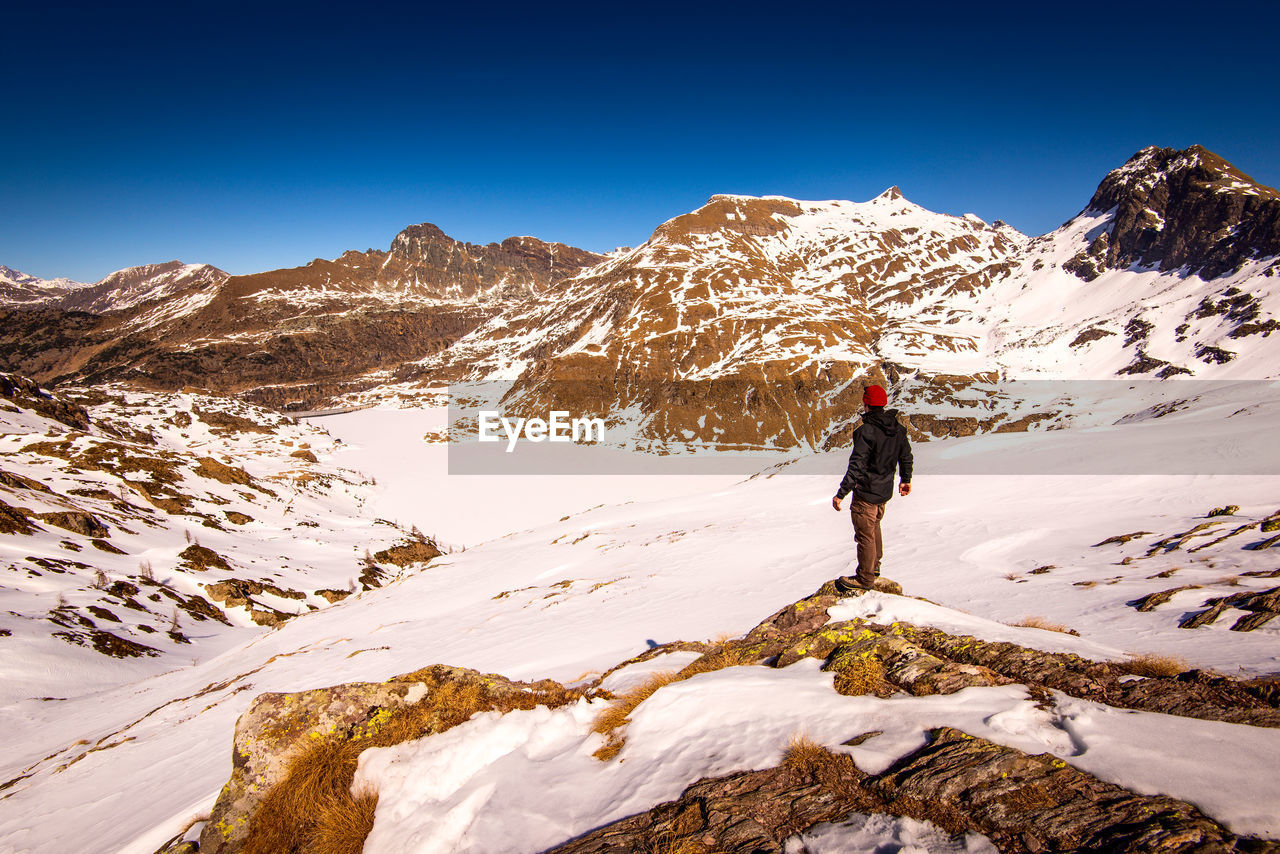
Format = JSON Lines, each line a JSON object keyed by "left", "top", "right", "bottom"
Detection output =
{"left": 862, "top": 384, "right": 888, "bottom": 407}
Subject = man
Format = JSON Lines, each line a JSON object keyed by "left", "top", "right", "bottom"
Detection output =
{"left": 831, "top": 384, "right": 913, "bottom": 593}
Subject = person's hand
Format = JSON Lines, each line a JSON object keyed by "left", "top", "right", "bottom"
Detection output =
{"left": 831, "top": 495, "right": 843, "bottom": 511}
{"left": 899, "top": 483, "right": 911, "bottom": 496}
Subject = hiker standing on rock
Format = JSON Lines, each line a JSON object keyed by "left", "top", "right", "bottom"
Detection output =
{"left": 831, "top": 384, "right": 912, "bottom": 593}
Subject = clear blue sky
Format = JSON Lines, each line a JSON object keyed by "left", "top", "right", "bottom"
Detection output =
{"left": 4, "top": 0, "right": 1278, "bottom": 282}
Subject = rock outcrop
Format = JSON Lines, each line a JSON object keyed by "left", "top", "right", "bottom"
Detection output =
{"left": 204, "top": 580, "right": 1280, "bottom": 853}
{"left": 1079, "top": 145, "right": 1280, "bottom": 279}
{"left": 548, "top": 725, "right": 1271, "bottom": 854}
{"left": 199, "top": 665, "right": 582, "bottom": 854}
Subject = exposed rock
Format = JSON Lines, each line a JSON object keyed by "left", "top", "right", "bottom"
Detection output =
{"left": 891, "top": 623, "right": 1280, "bottom": 727}
{"left": 373, "top": 538, "right": 442, "bottom": 567}
{"left": 205, "top": 581, "right": 1280, "bottom": 854}
{"left": 192, "top": 457, "right": 253, "bottom": 486}
{"left": 0, "top": 499, "right": 38, "bottom": 535}
{"left": 1093, "top": 530, "right": 1153, "bottom": 547}
{"left": 0, "top": 373, "right": 91, "bottom": 430}
{"left": 1081, "top": 144, "right": 1280, "bottom": 279}
{"left": 1117, "top": 350, "right": 1171, "bottom": 375}
{"left": 199, "top": 680, "right": 429, "bottom": 854}
{"left": 1130, "top": 584, "right": 1201, "bottom": 611}
{"left": 0, "top": 228, "right": 604, "bottom": 412}
{"left": 0, "top": 468, "right": 52, "bottom": 492}
{"left": 1069, "top": 326, "right": 1116, "bottom": 347}
{"left": 179, "top": 544, "right": 233, "bottom": 572}
{"left": 548, "top": 727, "right": 1270, "bottom": 853}
{"left": 1196, "top": 343, "right": 1237, "bottom": 364}
{"left": 92, "top": 538, "right": 126, "bottom": 554}
{"left": 1232, "top": 611, "right": 1277, "bottom": 632}
{"left": 1182, "top": 586, "right": 1280, "bottom": 632}
{"left": 202, "top": 578, "right": 301, "bottom": 625}
{"left": 35, "top": 510, "right": 110, "bottom": 538}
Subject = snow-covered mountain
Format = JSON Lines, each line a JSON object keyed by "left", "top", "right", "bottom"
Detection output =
{"left": 0, "top": 227, "right": 604, "bottom": 411}
{"left": 393, "top": 145, "right": 1280, "bottom": 449}
{"left": 61, "top": 261, "right": 230, "bottom": 314}
{"left": 0, "top": 261, "right": 229, "bottom": 313}
{"left": 418, "top": 189, "right": 1025, "bottom": 448}
{"left": 986, "top": 145, "right": 1280, "bottom": 380}
{"left": 0, "top": 265, "right": 90, "bottom": 306}
{"left": 4, "top": 145, "right": 1276, "bottom": 443}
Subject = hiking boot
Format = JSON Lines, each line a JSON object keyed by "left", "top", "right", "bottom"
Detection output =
{"left": 834, "top": 575, "right": 873, "bottom": 594}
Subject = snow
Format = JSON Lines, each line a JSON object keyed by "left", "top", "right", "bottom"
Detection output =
{"left": 785, "top": 813, "right": 997, "bottom": 853}
{"left": 314, "top": 406, "right": 743, "bottom": 546}
{"left": 3, "top": 385, "right": 1280, "bottom": 852}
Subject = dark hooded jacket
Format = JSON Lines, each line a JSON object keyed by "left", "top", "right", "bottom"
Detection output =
{"left": 835, "top": 407, "right": 913, "bottom": 504}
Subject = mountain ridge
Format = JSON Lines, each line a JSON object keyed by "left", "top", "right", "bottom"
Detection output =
{"left": 2, "top": 145, "right": 1278, "bottom": 442}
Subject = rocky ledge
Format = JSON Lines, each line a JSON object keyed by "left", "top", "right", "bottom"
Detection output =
{"left": 183, "top": 578, "right": 1280, "bottom": 854}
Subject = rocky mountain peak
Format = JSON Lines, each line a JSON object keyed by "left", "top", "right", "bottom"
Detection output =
{"left": 1072, "top": 144, "right": 1280, "bottom": 279}
{"left": 389, "top": 222, "right": 451, "bottom": 255}
{"left": 876, "top": 185, "right": 905, "bottom": 202}
{"left": 650, "top": 195, "right": 805, "bottom": 242}
{"left": 387, "top": 222, "right": 604, "bottom": 292}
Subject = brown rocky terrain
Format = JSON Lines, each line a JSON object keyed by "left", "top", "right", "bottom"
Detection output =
{"left": 0, "top": 226, "right": 603, "bottom": 410}
{"left": 428, "top": 190, "right": 1026, "bottom": 447}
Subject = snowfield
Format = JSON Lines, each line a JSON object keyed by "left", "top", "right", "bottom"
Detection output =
{"left": 2, "top": 381, "right": 1279, "bottom": 852}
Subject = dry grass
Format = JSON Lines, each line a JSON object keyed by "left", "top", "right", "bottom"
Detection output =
{"left": 244, "top": 739, "right": 364, "bottom": 854}
{"left": 1003, "top": 571, "right": 1020, "bottom": 581}
{"left": 644, "top": 833, "right": 723, "bottom": 854}
{"left": 1009, "top": 616, "right": 1079, "bottom": 635}
{"left": 832, "top": 655, "right": 886, "bottom": 696}
{"left": 1215, "top": 574, "right": 1241, "bottom": 586}
{"left": 1124, "top": 653, "right": 1190, "bottom": 678}
{"left": 1072, "top": 580, "right": 1098, "bottom": 588}
{"left": 678, "top": 643, "right": 760, "bottom": 678}
{"left": 780, "top": 732, "right": 864, "bottom": 804}
{"left": 309, "top": 788, "right": 378, "bottom": 854}
{"left": 782, "top": 733, "right": 833, "bottom": 778}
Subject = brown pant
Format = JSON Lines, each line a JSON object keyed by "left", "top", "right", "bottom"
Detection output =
{"left": 850, "top": 498, "right": 886, "bottom": 585}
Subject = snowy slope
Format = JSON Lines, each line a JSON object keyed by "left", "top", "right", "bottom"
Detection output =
{"left": 0, "top": 379, "right": 437, "bottom": 706}
{"left": 2, "top": 384, "right": 1279, "bottom": 853}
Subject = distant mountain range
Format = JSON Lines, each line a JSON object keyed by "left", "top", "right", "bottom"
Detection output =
{"left": 3, "top": 144, "right": 1278, "bottom": 446}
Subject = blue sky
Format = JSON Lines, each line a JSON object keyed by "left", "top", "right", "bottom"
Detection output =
{"left": 4, "top": 0, "right": 1278, "bottom": 282}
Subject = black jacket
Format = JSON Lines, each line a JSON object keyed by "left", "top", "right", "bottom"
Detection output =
{"left": 835, "top": 407, "right": 913, "bottom": 504}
